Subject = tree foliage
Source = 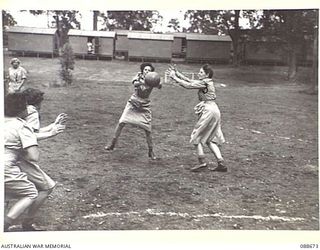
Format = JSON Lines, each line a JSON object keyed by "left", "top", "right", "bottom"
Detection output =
{"left": 167, "top": 18, "right": 182, "bottom": 32}
{"left": 259, "top": 10, "right": 317, "bottom": 44}
{"left": 27, "top": 10, "right": 80, "bottom": 47}
{"left": 259, "top": 9, "right": 318, "bottom": 80}
{"left": 184, "top": 10, "right": 258, "bottom": 65}
{"left": 2, "top": 10, "right": 17, "bottom": 27}
{"left": 27, "top": 10, "right": 78, "bottom": 85}
{"left": 100, "top": 11, "right": 163, "bottom": 31}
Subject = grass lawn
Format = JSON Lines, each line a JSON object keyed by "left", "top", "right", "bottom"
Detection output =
{"left": 3, "top": 56, "right": 318, "bottom": 231}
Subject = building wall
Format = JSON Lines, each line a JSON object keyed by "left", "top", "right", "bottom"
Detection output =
{"left": 69, "top": 36, "right": 114, "bottom": 56}
{"left": 8, "top": 33, "right": 54, "bottom": 53}
{"left": 128, "top": 39, "right": 172, "bottom": 59}
{"left": 172, "top": 37, "right": 183, "bottom": 54}
{"left": 99, "top": 37, "right": 114, "bottom": 56}
{"left": 186, "top": 40, "right": 231, "bottom": 60}
{"left": 115, "top": 35, "right": 129, "bottom": 52}
{"left": 68, "top": 36, "right": 88, "bottom": 54}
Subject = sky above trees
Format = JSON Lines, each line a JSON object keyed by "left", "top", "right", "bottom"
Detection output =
{"left": 6, "top": 10, "right": 252, "bottom": 32}
{"left": 5, "top": 10, "right": 187, "bottom": 32}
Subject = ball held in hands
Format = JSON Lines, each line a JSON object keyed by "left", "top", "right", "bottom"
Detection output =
{"left": 145, "top": 72, "right": 161, "bottom": 87}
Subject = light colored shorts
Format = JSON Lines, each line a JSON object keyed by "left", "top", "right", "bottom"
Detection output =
{"left": 5, "top": 165, "right": 38, "bottom": 200}
{"left": 19, "top": 159, "right": 56, "bottom": 191}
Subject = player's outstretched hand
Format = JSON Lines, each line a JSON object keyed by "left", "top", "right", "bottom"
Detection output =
{"left": 54, "top": 113, "right": 68, "bottom": 125}
{"left": 166, "top": 68, "right": 176, "bottom": 79}
{"left": 51, "top": 124, "right": 66, "bottom": 136}
{"left": 168, "top": 64, "right": 177, "bottom": 72}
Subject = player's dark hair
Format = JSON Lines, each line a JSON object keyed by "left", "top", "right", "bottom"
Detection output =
{"left": 23, "top": 88, "right": 44, "bottom": 106}
{"left": 202, "top": 64, "right": 214, "bottom": 78}
{"left": 5, "top": 93, "right": 27, "bottom": 117}
{"left": 140, "top": 62, "right": 155, "bottom": 72}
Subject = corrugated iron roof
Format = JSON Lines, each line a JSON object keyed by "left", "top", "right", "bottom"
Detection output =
{"left": 68, "top": 29, "right": 115, "bottom": 38}
{"left": 6, "top": 26, "right": 57, "bottom": 35}
{"left": 115, "top": 29, "right": 152, "bottom": 36}
{"left": 186, "top": 34, "right": 232, "bottom": 42}
{"left": 170, "top": 32, "right": 188, "bottom": 38}
{"left": 128, "top": 32, "right": 173, "bottom": 41}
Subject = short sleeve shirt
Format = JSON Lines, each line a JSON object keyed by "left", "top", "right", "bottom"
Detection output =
{"left": 5, "top": 117, "right": 38, "bottom": 151}
{"left": 26, "top": 105, "right": 40, "bottom": 132}
{"left": 8, "top": 66, "right": 27, "bottom": 84}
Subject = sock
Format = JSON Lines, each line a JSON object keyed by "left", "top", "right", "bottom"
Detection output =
{"left": 217, "top": 157, "right": 224, "bottom": 162}
{"left": 198, "top": 156, "right": 206, "bottom": 165}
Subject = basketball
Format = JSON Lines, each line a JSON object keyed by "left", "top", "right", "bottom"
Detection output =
{"left": 145, "top": 72, "right": 161, "bottom": 87}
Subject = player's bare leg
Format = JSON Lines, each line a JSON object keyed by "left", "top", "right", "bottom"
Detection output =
{"left": 145, "top": 130, "right": 156, "bottom": 160}
{"left": 191, "top": 143, "right": 207, "bottom": 172}
{"left": 21, "top": 189, "right": 54, "bottom": 231}
{"left": 105, "top": 123, "right": 125, "bottom": 150}
{"left": 207, "top": 142, "right": 227, "bottom": 172}
{"left": 5, "top": 196, "right": 36, "bottom": 231}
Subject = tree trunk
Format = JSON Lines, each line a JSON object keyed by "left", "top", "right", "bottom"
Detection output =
{"left": 232, "top": 40, "right": 239, "bottom": 66}
{"left": 287, "top": 46, "right": 298, "bottom": 81}
{"left": 93, "top": 11, "right": 99, "bottom": 31}
{"left": 54, "top": 15, "right": 63, "bottom": 56}
{"left": 232, "top": 10, "right": 240, "bottom": 67}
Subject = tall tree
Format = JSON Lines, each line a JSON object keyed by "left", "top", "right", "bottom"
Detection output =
{"left": 184, "top": 10, "right": 257, "bottom": 66}
{"left": 93, "top": 10, "right": 99, "bottom": 31}
{"left": 259, "top": 9, "right": 318, "bottom": 81}
{"left": 100, "top": 11, "right": 162, "bottom": 31}
{"left": 27, "top": 10, "right": 80, "bottom": 48}
{"left": 2, "top": 10, "right": 17, "bottom": 28}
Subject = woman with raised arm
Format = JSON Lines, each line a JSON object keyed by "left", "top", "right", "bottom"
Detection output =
{"left": 167, "top": 64, "right": 227, "bottom": 172}
{"left": 105, "top": 62, "right": 162, "bottom": 160}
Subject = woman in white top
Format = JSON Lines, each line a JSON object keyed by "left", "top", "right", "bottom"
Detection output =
{"left": 7, "top": 58, "right": 27, "bottom": 94}
{"left": 4, "top": 93, "right": 39, "bottom": 231}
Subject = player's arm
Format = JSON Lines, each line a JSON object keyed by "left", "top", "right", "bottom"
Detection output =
{"left": 24, "top": 145, "right": 40, "bottom": 163}
{"left": 176, "top": 79, "right": 205, "bottom": 89}
{"left": 168, "top": 65, "right": 191, "bottom": 82}
{"left": 16, "top": 68, "right": 27, "bottom": 91}
{"left": 168, "top": 69, "right": 205, "bottom": 89}
{"left": 132, "top": 73, "right": 145, "bottom": 87}
{"left": 20, "top": 124, "right": 39, "bottom": 163}
{"left": 36, "top": 124, "right": 66, "bottom": 140}
{"left": 36, "top": 113, "right": 67, "bottom": 139}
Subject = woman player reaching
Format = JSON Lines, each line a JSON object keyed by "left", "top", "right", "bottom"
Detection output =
{"left": 105, "top": 62, "right": 162, "bottom": 160}
{"left": 167, "top": 64, "right": 227, "bottom": 172}
{"left": 18, "top": 88, "right": 67, "bottom": 230}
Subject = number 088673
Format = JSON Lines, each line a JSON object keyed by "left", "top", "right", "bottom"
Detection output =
{"left": 300, "top": 244, "right": 319, "bottom": 248}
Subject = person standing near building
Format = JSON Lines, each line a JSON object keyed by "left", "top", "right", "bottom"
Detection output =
{"left": 7, "top": 58, "right": 27, "bottom": 94}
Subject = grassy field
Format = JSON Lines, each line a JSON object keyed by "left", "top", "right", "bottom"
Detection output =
{"left": 3, "top": 56, "right": 318, "bottom": 231}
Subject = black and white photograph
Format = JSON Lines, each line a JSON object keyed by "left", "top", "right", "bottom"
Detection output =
{"left": 1, "top": 0, "right": 319, "bottom": 249}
